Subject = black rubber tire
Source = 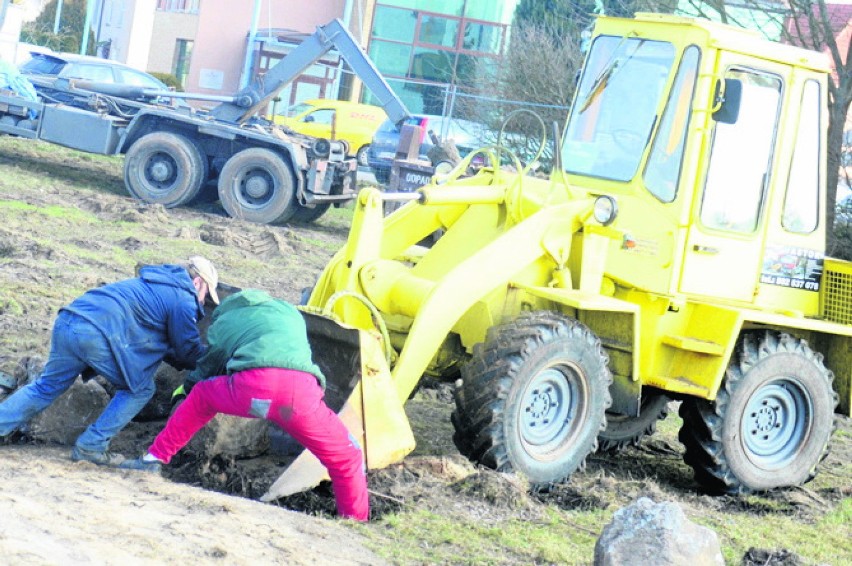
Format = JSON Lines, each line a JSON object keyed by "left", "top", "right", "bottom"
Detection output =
{"left": 217, "top": 148, "right": 296, "bottom": 224}
{"left": 356, "top": 145, "right": 370, "bottom": 167}
{"left": 290, "top": 202, "right": 331, "bottom": 224}
{"left": 597, "top": 390, "right": 670, "bottom": 453}
{"left": 452, "top": 311, "right": 612, "bottom": 489}
{"left": 678, "top": 331, "right": 838, "bottom": 493}
{"left": 373, "top": 167, "right": 390, "bottom": 185}
{"left": 124, "top": 132, "right": 207, "bottom": 208}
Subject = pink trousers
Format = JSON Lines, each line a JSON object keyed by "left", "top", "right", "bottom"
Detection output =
{"left": 148, "top": 367, "right": 369, "bottom": 521}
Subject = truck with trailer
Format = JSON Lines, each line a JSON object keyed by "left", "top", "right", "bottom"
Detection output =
{"left": 263, "top": 12, "right": 852, "bottom": 501}
{"left": 0, "top": 19, "right": 409, "bottom": 225}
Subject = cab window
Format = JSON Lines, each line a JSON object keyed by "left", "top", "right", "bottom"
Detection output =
{"left": 700, "top": 69, "right": 782, "bottom": 233}
{"left": 562, "top": 37, "right": 675, "bottom": 182}
{"left": 782, "top": 80, "right": 820, "bottom": 233}
{"left": 303, "top": 109, "right": 335, "bottom": 124}
{"left": 643, "top": 46, "right": 700, "bottom": 203}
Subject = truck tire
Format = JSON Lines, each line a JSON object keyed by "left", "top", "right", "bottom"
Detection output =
{"left": 356, "top": 145, "right": 370, "bottom": 167}
{"left": 373, "top": 167, "right": 390, "bottom": 185}
{"left": 290, "top": 202, "right": 331, "bottom": 224}
{"left": 124, "top": 132, "right": 207, "bottom": 207}
{"left": 217, "top": 148, "right": 296, "bottom": 224}
{"left": 597, "top": 390, "right": 670, "bottom": 453}
{"left": 678, "top": 331, "right": 837, "bottom": 493}
{"left": 452, "top": 311, "right": 612, "bottom": 489}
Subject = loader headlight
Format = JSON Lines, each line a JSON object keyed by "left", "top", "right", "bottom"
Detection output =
{"left": 593, "top": 195, "right": 618, "bottom": 226}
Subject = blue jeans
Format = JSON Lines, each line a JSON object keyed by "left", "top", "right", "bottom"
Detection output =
{"left": 0, "top": 311, "right": 155, "bottom": 452}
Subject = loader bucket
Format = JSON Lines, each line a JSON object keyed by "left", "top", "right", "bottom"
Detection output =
{"left": 261, "top": 310, "right": 416, "bottom": 502}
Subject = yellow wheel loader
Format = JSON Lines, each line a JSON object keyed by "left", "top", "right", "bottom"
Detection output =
{"left": 264, "top": 13, "right": 852, "bottom": 501}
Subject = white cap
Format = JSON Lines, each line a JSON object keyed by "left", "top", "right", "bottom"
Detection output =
{"left": 188, "top": 256, "right": 219, "bottom": 305}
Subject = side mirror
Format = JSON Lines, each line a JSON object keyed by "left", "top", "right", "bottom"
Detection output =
{"left": 303, "top": 115, "right": 315, "bottom": 123}
{"left": 712, "top": 78, "right": 742, "bottom": 124}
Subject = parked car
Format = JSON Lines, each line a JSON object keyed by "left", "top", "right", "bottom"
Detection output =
{"left": 273, "top": 99, "right": 387, "bottom": 166}
{"left": 20, "top": 52, "right": 171, "bottom": 91}
{"left": 367, "top": 114, "right": 486, "bottom": 184}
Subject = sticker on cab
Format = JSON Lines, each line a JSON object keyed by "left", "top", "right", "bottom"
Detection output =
{"left": 760, "top": 245, "right": 823, "bottom": 291}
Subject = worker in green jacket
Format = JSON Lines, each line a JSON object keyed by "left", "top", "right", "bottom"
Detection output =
{"left": 120, "top": 289, "right": 369, "bottom": 521}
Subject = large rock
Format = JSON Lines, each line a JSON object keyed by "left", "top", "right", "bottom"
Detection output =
{"left": 594, "top": 497, "right": 724, "bottom": 566}
{"left": 186, "top": 413, "right": 270, "bottom": 459}
{"left": 135, "top": 363, "right": 185, "bottom": 421}
{"left": 28, "top": 378, "right": 111, "bottom": 445}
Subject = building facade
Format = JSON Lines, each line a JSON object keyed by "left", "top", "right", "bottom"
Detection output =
{"left": 86, "top": 0, "right": 519, "bottom": 116}
{"left": 94, "top": 0, "right": 349, "bottom": 102}
{"left": 364, "top": 0, "right": 518, "bottom": 114}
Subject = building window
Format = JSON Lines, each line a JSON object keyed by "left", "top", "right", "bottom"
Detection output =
{"left": 157, "top": 0, "right": 199, "bottom": 14}
{"left": 367, "top": 3, "right": 508, "bottom": 114}
{"left": 172, "top": 39, "right": 193, "bottom": 88}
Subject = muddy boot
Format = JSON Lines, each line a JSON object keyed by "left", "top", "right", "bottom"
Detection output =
{"left": 71, "top": 446, "right": 125, "bottom": 466}
{"left": 119, "top": 456, "right": 162, "bottom": 473}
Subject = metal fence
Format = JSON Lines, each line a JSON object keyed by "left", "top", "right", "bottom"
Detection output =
{"left": 358, "top": 73, "right": 571, "bottom": 168}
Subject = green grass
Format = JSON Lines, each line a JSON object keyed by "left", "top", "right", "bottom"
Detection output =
{"left": 701, "top": 510, "right": 852, "bottom": 564}
{"left": 362, "top": 507, "right": 604, "bottom": 565}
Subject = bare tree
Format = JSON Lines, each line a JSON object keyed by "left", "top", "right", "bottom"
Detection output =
{"left": 451, "top": 25, "right": 582, "bottom": 169}
{"left": 454, "top": 1, "right": 676, "bottom": 169}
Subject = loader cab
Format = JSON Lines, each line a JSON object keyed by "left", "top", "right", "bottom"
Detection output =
{"left": 561, "top": 14, "right": 830, "bottom": 314}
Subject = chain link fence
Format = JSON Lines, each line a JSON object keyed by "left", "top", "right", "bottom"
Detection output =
{"left": 361, "top": 74, "right": 571, "bottom": 171}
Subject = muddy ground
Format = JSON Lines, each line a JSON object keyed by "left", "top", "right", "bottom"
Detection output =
{"left": 1, "top": 138, "right": 851, "bottom": 565}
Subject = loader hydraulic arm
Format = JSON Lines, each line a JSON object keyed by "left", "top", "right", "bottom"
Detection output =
{"left": 210, "top": 18, "right": 409, "bottom": 125}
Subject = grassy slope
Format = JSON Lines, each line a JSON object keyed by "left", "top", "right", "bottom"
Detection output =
{"left": 1, "top": 137, "right": 850, "bottom": 565}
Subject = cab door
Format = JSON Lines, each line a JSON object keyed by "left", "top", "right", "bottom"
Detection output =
{"left": 679, "top": 58, "right": 785, "bottom": 302}
{"left": 297, "top": 107, "right": 335, "bottom": 140}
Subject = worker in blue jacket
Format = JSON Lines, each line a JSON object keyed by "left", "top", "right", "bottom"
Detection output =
{"left": 0, "top": 256, "right": 219, "bottom": 466}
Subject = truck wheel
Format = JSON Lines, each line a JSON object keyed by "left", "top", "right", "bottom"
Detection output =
{"left": 290, "top": 202, "right": 331, "bottom": 224}
{"left": 124, "top": 132, "right": 207, "bottom": 207}
{"left": 597, "top": 390, "right": 670, "bottom": 453}
{"left": 356, "top": 145, "right": 370, "bottom": 167}
{"left": 678, "top": 331, "right": 837, "bottom": 493}
{"left": 373, "top": 167, "right": 390, "bottom": 185}
{"left": 452, "top": 311, "right": 612, "bottom": 489}
{"left": 217, "top": 148, "right": 296, "bottom": 224}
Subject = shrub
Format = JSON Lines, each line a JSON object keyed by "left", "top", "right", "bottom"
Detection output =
{"left": 149, "top": 72, "right": 183, "bottom": 92}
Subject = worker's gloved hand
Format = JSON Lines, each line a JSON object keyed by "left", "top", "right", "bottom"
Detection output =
{"left": 170, "top": 384, "right": 187, "bottom": 410}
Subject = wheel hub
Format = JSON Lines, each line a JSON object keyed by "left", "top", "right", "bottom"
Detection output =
{"left": 244, "top": 175, "right": 271, "bottom": 199}
{"left": 527, "top": 387, "right": 556, "bottom": 422}
{"left": 148, "top": 157, "right": 174, "bottom": 183}
{"left": 753, "top": 403, "right": 779, "bottom": 433}
{"left": 520, "top": 366, "right": 579, "bottom": 451}
{"left": 742, "top": 380, "right": 812, "bottom": 469}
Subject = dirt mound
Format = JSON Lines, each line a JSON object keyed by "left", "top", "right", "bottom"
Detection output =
{"left": 0, "top": 445, "right": 385, "bottom": 565}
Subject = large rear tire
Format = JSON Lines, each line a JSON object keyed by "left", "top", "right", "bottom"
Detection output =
{"left": 290, "top": 202, "right": 331, "bottom": 224}
{"left": 217, "top": 148, "right": 296, "bottom": 224}
{"left": 597, "top": 390, "right": 670, "bottom": 453}
{"left": 678, "top": 331, "right": 837, "bottom": 493}
{"left": 452, "top": 311, "right": 612, "bottom": 489}
{"left": 124, "top": 132, "right": 207, "bottom": 207}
